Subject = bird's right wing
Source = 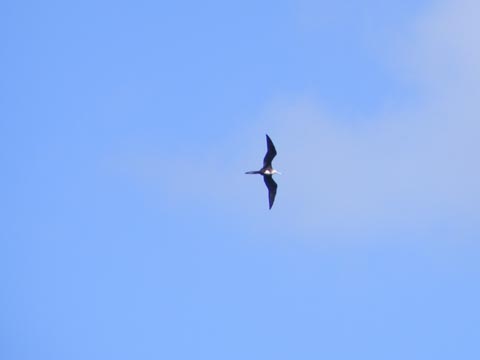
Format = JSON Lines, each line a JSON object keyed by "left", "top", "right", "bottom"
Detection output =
{"left": 263, "top": 134, "right": 277, "bottom": 167}
{"left": 263, "top": 175, "right": 277, "bottom": 209}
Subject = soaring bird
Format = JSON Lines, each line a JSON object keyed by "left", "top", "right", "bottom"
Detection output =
{"left": 245, "top": 134, "right": 281, "bottom": 209}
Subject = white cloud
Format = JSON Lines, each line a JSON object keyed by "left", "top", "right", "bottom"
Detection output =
{"left": 276, "top": 1, "right": 480, "bottom": 226}
{"left": 406, "top": 0, "right": 480, "bottom": 90}
{"left": 249, "top": 0, "right": 480, "bottom": 235}
{"left": 113, "top": 0, "right": 480, "bottom": 239}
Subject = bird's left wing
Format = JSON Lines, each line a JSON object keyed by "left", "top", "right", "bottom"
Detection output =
{"left": 263, "top": 175, "right": 278, "bottom": 209}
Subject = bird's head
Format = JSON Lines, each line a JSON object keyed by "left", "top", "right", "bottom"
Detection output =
{"left": 272, "top": 169, "right": 281, "bottom": 175}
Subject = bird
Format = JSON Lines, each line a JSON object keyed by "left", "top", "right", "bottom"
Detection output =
{"left": 245, "top": 134, "right": 281, "bottom": 209}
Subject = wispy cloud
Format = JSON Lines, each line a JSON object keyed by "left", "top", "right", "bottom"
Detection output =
{"left": 113, "top": 0, "right": 480, "bottom": 240}
{"left": 261, "top": 0, "right": 480, "bottom": 234}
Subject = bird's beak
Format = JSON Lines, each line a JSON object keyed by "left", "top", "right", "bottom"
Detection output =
{"left": 276, "top": 171, "right": 282, "bottom": 175}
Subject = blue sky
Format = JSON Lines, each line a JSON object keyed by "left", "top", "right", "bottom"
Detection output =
{"left": 2, "top": 0, "right": 480, "bottom": 359}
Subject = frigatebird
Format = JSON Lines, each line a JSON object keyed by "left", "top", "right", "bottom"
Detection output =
{"left": 245, "top": 134, "right": 281, "bottom": 209}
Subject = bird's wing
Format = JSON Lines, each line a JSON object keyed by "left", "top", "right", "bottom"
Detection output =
{"left": 263, "top": 134, "right": 277, "bottom": 167}
{"left": 263, "top": 175, "right": 278, "bottom": 209}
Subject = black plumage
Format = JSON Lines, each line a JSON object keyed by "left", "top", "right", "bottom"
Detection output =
{"left": 245, "top": 134, "right": 280, "bottom": 209}
{"left": 263, "top": 175, "right": 277, "bottom": 210}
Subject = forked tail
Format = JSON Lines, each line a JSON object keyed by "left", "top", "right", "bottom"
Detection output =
{"left": 245, "top": 170, "right": 261, "bottom": 174}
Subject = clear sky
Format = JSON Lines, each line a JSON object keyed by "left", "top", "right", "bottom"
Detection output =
{"left": 2, "top": 0, "right": 480, "bottom": 359}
